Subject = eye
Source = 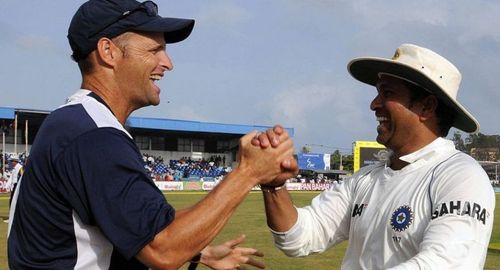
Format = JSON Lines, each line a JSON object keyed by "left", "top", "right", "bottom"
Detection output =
{"left": 381, "top": 89, "right": 395, "bottom": 98}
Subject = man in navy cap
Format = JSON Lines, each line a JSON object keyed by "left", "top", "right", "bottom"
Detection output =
{"left": 7, "top": 1, "right": 298, "bottom": 269}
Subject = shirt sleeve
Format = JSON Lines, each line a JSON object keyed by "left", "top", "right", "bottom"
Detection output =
{"left": 271, "top": 178, "right": 354, "bottom": 257}
{"left": 54, "top": 127, "right": 175, "bottom": 259}
{"left": 388, "top": 154, "right": 495, "bottom": 270}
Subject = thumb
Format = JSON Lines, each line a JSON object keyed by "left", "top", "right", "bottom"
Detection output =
{"left": 281, "top": 157, "right": 298, "bottom": 171}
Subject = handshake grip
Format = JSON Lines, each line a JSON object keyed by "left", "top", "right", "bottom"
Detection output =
{"left": 237, "top": 125, "right": 299, "bottom": 186}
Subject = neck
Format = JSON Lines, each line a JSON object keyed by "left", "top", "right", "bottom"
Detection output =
{"left": 82, "top": 77, "right": 134, "bottom": 125}
{"left": 388, "top": 134, "right": 439, "bottom": 170}
{"left": 389, "top": 155, "right": 409, "bottom": 170}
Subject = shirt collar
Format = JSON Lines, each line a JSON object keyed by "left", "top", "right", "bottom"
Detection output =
{"left": 398, "top": 137, "right": 455, "bottom": 164}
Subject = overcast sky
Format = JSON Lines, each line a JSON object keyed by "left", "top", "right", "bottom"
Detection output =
{"left": 1, "top": 0, "right": 499, "bottom": 154}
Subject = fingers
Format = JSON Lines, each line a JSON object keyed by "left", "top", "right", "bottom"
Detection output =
{"left": 257, "top": 132, "right": 271, "bottom": 148}
{"left": 225, "top": 234, "right": 246, "bottom": 248}
{"left": 239, "top": 125, "right": 295, "bottom": 184}
{"left": 273, "top": 124, "right": 284, "bottom": 135}
{"left": 232, "top": 248, "right": 265, "bottom": 270}
{"left": 248, "top": 124, "right": 288, "bottom": 149}
{"left": 243, "top": 255, "right": 266, "bottom": 269}
{"left": 233, "top": 247, "right": 263, "bottom": 256}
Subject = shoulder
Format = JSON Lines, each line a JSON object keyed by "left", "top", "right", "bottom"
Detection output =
{"left": 433, "top": 151, "right": 488, "bottom": 182}
{"left": 430, "top": 151, "right": 494, "bottom": 207}
{"left": 67, "top": 127, "right": 138, "bottom": 159}
{"left": 347, "top": 163, "right": 384, "bottom": 185}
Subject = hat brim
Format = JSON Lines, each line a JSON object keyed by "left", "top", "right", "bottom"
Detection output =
{"left": 348, "top": 57, "right": 479, "bottom": 133}
{"left": 133, "top": 17, "right": 195, "bottom": 44}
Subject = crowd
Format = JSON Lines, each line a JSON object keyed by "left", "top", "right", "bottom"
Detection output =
{"left": 142, "top": 154, "right": 231, "bottom": 181}
{"left": 287, "top": 174, "right": 344, "bottom": 185}
{"left": 1, "top": 152, "right": 27, "bottom": 179}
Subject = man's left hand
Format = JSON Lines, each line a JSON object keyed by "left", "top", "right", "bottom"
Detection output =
{"left": 201, "top": 234, "right": 265, "bottom": 270}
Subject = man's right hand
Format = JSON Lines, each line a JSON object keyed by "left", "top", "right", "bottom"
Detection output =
{"left": 237, "top": 125, "right": 298, "bottom": 186}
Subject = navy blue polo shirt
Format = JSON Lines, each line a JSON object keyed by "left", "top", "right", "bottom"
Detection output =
{"left": 8, "top": 90, "right": 175, "bottom": 269}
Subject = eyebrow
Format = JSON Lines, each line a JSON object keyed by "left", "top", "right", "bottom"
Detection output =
{"left": 150, "top": 43, "right": 166, "bottom": 51}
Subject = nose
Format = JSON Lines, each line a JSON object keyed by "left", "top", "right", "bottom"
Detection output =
{"left": 158, "top": 50, "right": 173, "bottom": 71}
{"left": 370, "top": 94, "right": 382, "bottom": 111}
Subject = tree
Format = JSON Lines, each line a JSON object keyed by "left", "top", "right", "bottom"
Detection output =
{"left": 330, "top": 150, "right": 354, "bottom": 172}
{"left": 463, "top": 133, "right": 500, "bottom": 161}
{"left": 465, "top": 133, "right": 499, "bottom": 152}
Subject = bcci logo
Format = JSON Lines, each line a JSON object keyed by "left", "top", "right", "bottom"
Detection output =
{"left": 390, "top": 205, "right": 413, "bottom": 232}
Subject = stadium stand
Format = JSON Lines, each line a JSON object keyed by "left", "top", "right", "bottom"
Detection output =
{"left": 1, "top": 106, "right": 291, "bottom": 186}
{"left": 142, "top": 154, "right": 230, "bottom": 181}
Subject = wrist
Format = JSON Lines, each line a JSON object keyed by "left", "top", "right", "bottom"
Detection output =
{"left": 260, "top": 182, "right": 286, "bottom": 192}
{"left": 231, "top": 166, "right": 260, "bottom": 188}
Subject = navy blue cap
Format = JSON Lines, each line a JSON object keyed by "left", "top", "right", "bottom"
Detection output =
{"left": 68, "top": 0, "right": 195, "bottom": 62}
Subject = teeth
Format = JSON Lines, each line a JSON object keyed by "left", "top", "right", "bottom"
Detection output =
{"left": 150, "top": 74, "right": 162, "bottom": 81}
{"left": 376, "top": 116, "right": 388, "bottom": 121}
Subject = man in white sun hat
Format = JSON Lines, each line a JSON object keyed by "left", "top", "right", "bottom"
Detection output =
{"left": 260, "top": 44, "right": 495, "bottom": 269}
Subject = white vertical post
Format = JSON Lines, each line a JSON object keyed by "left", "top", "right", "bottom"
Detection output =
{"left": 339, "top": 153, "right": 343, "bottom": 170}
{"left": 25, "top": 120, "right": 29, "bottom": 155}
{"left": 14, "top": 114, "right": 18, "bottom": 154}
{"left": 2, "top": 131, "right": 5, "bottom": 177}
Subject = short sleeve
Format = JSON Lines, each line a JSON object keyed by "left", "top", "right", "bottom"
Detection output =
{"left": 54, "top": 127, "right": 175, "bottom": 259}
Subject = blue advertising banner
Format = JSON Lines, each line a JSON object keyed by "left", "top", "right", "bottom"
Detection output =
{"left": 298, "top": 153, "right": 330, "bottom": 170}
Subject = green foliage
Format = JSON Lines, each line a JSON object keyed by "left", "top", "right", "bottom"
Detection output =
{"left": 330, "top": 150, "right": 353, "bottom": 172}
{"left": 465, "top": 133, "right": 500, "bottom": 152}
{"left": 451, "top": 131, "right": 500, "bottom": 155}
{"left": 300, "top": 146, "right": 311, "bottom": 154}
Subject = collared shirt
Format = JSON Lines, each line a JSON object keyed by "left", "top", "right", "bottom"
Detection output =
{"left": 272, "top": 137, "right": 495, "bottom": 270}
{"left": 8, "top": 90, "right": 174, "bottom": 270}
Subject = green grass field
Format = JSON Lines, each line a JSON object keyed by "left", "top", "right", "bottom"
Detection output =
{"left": 1, "top": 192, "right": 499, "bottom": 270}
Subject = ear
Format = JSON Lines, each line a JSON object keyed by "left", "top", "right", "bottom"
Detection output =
{"left": 95, "top": 37, "right": 122, "bottom": 67}
{"left": 419, "top": 95, "right": 439, "bottom": 121}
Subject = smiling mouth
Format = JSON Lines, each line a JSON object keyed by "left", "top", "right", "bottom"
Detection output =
{"left": 149, "top": 74, "right": 162, "bottom": 84}
{"left": 376, "top": 116, "right": 389, "bottom": 129}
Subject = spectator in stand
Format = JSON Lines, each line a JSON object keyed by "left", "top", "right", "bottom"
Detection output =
{"left": 7, "top": 0, "right": 298, "bottom": 269}
{"left": 258, "top": 44, "right": 494, "bottom": 269}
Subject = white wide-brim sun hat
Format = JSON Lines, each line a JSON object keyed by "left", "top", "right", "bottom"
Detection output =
{"left": 347, "top": 43, "right": 479, "bottom": 133}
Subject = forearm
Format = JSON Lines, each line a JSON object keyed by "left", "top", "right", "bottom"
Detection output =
{"left": 262, "top": 188, "right": 297, "bottom": 232}
{"left": 138, "top": 167, "right": 257, "bottom": 269}
{"left": 138, "top": 127, "right": 296, "bottom": 269}
{"left": 267, "top": 188, "right": 352, "bottom": 257}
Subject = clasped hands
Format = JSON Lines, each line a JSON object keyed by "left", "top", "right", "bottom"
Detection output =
{"left": 239, "top": 124, "right": 298, "bottom": 187}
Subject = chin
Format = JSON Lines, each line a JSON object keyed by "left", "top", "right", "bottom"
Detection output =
{"left": 375, "top": 134, "right": 388, "bottom": 146}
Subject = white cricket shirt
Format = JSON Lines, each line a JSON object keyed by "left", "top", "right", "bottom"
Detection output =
{"left": 271, "top": 138, "right": 495, "bottom": 270}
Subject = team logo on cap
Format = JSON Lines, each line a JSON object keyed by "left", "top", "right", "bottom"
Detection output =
{"left": 390, "top": 205, "right": 413, "bottom": 232}
{"left": 392, "top": 48, "right": 401, "bottom": 60}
